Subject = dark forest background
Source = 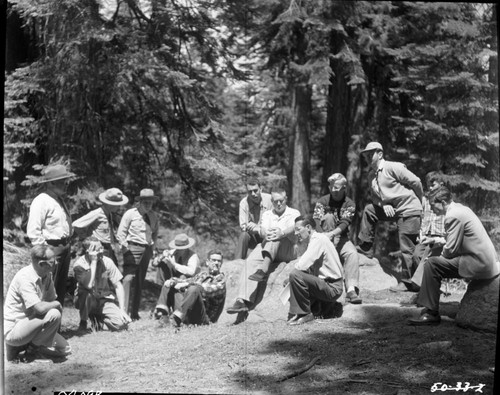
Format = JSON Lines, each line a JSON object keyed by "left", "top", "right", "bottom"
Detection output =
{"left": 3, "top": 0, "right": 499, "bottom": 257}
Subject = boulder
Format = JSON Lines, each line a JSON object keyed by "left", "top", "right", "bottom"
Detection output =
{"left": 455, "top": 275, "right": 499, "bottom": 333}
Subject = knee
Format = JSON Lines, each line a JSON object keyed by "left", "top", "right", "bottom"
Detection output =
{"left": 289, "top": 269, "right": 302, "bottom": 282}
{"left": 44, "top": 308, "right": 62, "bottom": 323}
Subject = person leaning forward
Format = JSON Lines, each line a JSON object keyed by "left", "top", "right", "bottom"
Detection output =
{"left": 226, "top": 186, "right": 300, "bottom": 323}
{"left": 4, "top": 245, "right": 71, "bottom": 361}
{"left": 27, "top": 163, "right": 76, "bottom": 307}
{"left": 408, "top": 186, "right": 500, "bottom": 326}
{"left": 313, "top": 173, "right": 362, "bottom": 304}
{"left": 357, "top": 142, "right": 423, "bottom": 291}
{"left": 116, "top": 188, "right": 159, "bottom": 320}
{"left": 287, "top": 215, "right": 344, "bottom": 326}
{"left": 234, "top": 178, "right": 273, "bottom": 259}
{"left": 72, "top": 188, "right": 129, "bottom": 268}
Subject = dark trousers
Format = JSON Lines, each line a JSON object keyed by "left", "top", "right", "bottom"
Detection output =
{"left": 235, "top": 231, "right": 264, "bottom": 260}
{"left": 416, "top": 255, "right": 461, "bottom": 312}
{"left": 289, "top": 269, "right": 343, "bottom": 315}
{"left": 178, "top": 285, "right": 210, "bottom": 326}
{"left": 358, "top": 203, "right": 420, "bottom": 280}
{"left": 52, "top": 244, "right": 71, "bottom": 306}
{"left": 122, "top": 244, "right": 153, "bottom": 317}
{"left": 410, "top": 242, "right": 443, "bottom": 287}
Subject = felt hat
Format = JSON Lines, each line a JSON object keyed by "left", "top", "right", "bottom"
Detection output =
{"left": 169, "top": 233, "right": 195, "bottom": 250}
{"left": 99, "top": 188, "right": 129, "bottom": 206}
{"left": 136, "top": 188, "right": 159, "bottom": 201}
{"left": 360, "top": 141, "right": 383, "bottom": 154}
{"left": 38, "top": 164, "right": 76, "bottom": 183}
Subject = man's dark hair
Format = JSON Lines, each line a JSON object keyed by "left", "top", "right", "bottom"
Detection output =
{"left": 31, "top": 245, "right": 53, "bottom": 261}
{"left": 207, "top": 249, "right": 223, "bottom": 261}
{"left": 246, "top": 178, "right": 261, "bottom": 187}
{"left": 425, "top": 171, "right": 445, "bottom": 187}
{"left": 429, "top": 185, "right": 452, "bottom": 204}
{"left": 82, "top": 236, "right": 102, "bottom": 251}
{"left": 295, "top": 215, "right": 315, "bottom": 228}
{"left": 270, "top": 185, "right": 287, "bottom": 195}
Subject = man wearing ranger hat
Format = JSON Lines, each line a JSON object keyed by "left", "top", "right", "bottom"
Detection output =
{"left": 357, "top": 142, "right": 424, "bottom": 292}
{"left": 117, "top": 188, "right": 160, "bottom": 320}
{"left": 27, "top": 163, "right": 76, "bottom": 306}
{"left": 73, "top": 188, "right": 129, "bottom": 267}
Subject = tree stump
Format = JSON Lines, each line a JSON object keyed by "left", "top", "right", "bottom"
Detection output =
{"left": 455, "top": 275, "right": 499, "bottom": 333}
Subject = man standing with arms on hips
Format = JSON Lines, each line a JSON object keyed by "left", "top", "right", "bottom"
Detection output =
{"left": 313, "top": 173, "right": 362, "bottom": 304}
{"left": 287, "top": 215, "right": 344, "bottom": 325}
{"left": 409, "top": 186, "right": 499, "bottom": 325}
{"left": 357, "top": 142, "right": 423, "bottom": 292}
{"left": 235, "top": 178, "right": 273, "bottom": 259}
{"left": 27, "top": 163, "right": 76, "bottom": 307}
{"left": 117, "top": 188, "right": 159, "bottom": 320}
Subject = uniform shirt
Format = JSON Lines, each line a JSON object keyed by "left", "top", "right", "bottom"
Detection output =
{"left": 261, "top": 206, "right": 301, "bottom": 242}
{"left": 371, "top": 159, "right": 423, "bottom": 217}
{"left": 27, "top": 192, "right": 72, "bottom": 244}
{"left": 4, "top": 265, "right": 57, "bottom": 335}
{"left": 313, "top": 194, "right": 356, "bottom": 238}
{"left": 294, "top": 232, "right": 343, "bottom": 281}
{"left": 239, "top": 193, "right": 273, "bottom": 230}
{"left": 117, "top": 207, "right": 159, "bottom": 247}
{"left": 73, "top": 255, "right": 123, "bottom": 300}
{"left": 72, "top": 207, "right": 119, "bottom": 244}
{"left": 420, "top": 197, "right": 445, "bottom": 237}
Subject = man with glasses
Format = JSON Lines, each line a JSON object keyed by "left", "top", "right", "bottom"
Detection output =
{"left": 235, "top": 178, "right": 273, "bottom": 259}
{"left": 27, "top": 163, "right": 76, "bottom": 307}
{"left": 313, "top": 173, "right": 362, "bottom": 304}
{"left": 227, "top": 186, "right": 300, "bottom": 323}
{"left": 4, "top": 245, "right": 71, "bottom": 361}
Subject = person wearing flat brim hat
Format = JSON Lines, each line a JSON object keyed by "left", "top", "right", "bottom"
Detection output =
{"left": 116, "top": 188, "right": 160, "bottom": 320}
{"left": 360, "top": 141, "right": 383, "bottom": 154}
{"left": 26, "top": 163, "right": 76, "bottom": 308}
{"left": 99, "top": 188, "right": 129, "bottom": 206}
{"left": 153, "top": 233, "right": 201, "bottom": 321}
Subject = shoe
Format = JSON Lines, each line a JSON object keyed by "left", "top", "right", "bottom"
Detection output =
{"left": 408, "top": 312, "right": 441, "bottom": 326}
{"left": 37, "top": 344, "right": 72, "bottom": 358}
{"left": 153, "top": 308, "right": 168, "bottom": 320}
{"left": 169, "top": 314, "right": 182, "bottom": 328}
{"left": 5, "top": 344, "right": 26, "bottom": 361}
{"left": 401, "top": 279, "right": 420, "bottom": 292}
{"left": 78, "top": 320, "right": 88, "bottom": 330}
{"left": 233, "top": 311, "right": 249, "bottom": 325}
{"left": 356, "top": 243, "right": 374, "bottom": 259}
{"left": 226, "top": 299, "right": 249, "bottom": 314}
{"left": 289, "top": 313, "right": 315, "bottom": 326}
{"left": 287, "top": 314, "right": 299, "bottom": 325}
{"left": 390, "top": 282, "right": 410, "bottom": 292}
{"left": 346, "top": 290, "right": 362, "bottom": 304}
{"left": 248, "top": 269, "right": 268, "bottom": 282}
{"left": 130, "top": 314, "right": 141, "bottom": 321}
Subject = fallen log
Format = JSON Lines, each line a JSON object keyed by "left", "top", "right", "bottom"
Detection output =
{"left": 277, "top": 356, "right": 321, "bottom": 383}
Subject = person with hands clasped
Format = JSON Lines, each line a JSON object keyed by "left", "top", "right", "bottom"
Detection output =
{"left": 357, "top": 142, "right": 423, "bottom": 292}
{"left": 73, "top": 237, "right": 131, "bottom": 332}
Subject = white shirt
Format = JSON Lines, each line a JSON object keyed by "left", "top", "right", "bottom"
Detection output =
{"left": 27, "top": 192, "right": 72, "bottom": 244}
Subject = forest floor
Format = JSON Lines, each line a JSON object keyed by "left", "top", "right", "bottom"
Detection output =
{"left": 3, "top": 250, "right": 498, "bottom": 395}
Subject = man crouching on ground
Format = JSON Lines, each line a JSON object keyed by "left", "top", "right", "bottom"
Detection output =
{"left": 4, "top": 245, "right": 71, "bottom": 361}
{"left": 287, "top": 215, "right": 344, "bottom": 326}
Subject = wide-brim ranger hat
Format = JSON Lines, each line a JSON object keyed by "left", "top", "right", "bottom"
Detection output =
{"left": 38, "top": 164, "right": 76, "bottom": 183}
{"left": 169, "top": 233, "right": 196, "bottom": 250}
{"left": 136, "top": 188, "right": 159, "bottom": 201}
{"left": 99, "top": 188, "right": 129, "bottom": 206}
{"left": 360, "top": 141, "right": 383, "bottom": 154}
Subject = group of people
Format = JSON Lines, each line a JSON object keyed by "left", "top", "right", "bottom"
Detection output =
{"left": 4, "top": 141, "right": 499, "bottom": 361}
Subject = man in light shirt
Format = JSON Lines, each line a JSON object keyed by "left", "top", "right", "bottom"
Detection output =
{"left": 4, "top": 245, "right": 71, "bottom": 361}
{"left": 117, "top": 188, "right": 159, "bottom": 320}
{"left": 226, "top": 186, "right": 300, "bottom": 322}
{"left": 27, "top": 163, "right": 76, "bottom": 306}
{"left": 287, "top": 215, "right": 344, "bottom": 325}
{"left": 235, "top": 178, "right": 273, "bottom": 259}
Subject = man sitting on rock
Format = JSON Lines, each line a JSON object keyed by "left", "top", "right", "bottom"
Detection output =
{"left": 287, "top": 215, "right": 344, "bottom": 325}
{"left": 313, "top": 173, "right": 362, "bottom": 304}
{"left": 226, "top": 186, "right": 300, "bottom": 323}
{"left": 73, "top": 237, "right": 131, "bottom": 331}
{"left": 160, "top": 249, "right": 226, "bottom": 327}
{"left": 4, "top": 245, "right": 71, "bottom": 361}
{"left": 408, "top": 186, "right": 500, "bottom": 325}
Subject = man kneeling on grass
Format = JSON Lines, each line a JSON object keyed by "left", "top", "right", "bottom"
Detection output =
{"left": 73, "top": 237, "right": 131, "bottom": 331}
{"left": 287, "top": 215, "right": 344, "bottom": 325}
{"left": 4, "top": 245, "right": 71, "bottom": 361}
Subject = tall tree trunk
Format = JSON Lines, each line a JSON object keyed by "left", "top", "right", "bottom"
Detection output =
{"left": 288, "top": 83, "right": 311, "bottom": 215}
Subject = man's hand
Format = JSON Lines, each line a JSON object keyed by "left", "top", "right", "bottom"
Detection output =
{"left": 266, "top": 227, "right": 284, "bottom": 241}
{"left": 120, "top": 310, "right": 132, "bottom": 324}
{"left": 164, "top": 279, "right": 175, "bottom": 288}
{"left": 241, "top": 224, "right": 247, "bottom": 232}
{"left": 333, "top": 235, "right": 341, "bottom": 247}
{"left": 433, "top": 237, "right": 446, "bottom": 246}
{"left": 421, "top": 236, "right": 433, "bottom": 245}
{"left": 383, "top": 205, "right": 395, "bottom": 217}
{"left": 42, "top": 307, "right": 62, "bottom": 327}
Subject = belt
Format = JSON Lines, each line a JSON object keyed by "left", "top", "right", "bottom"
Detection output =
{"left": 128, "top": 241, "right": 149, "bottom": 248}
{"left": 46, "top": 237, "right": 70, "bottom": 247}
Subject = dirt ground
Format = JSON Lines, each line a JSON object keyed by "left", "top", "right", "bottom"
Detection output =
{"left": 3, "top": 257, "right": 498, "bottom": 395}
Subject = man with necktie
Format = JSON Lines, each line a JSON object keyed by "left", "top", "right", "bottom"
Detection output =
{"left": 357, "top": 142, "right": 423, "bottom": 292}
{"left": 27, "top": 164, "right": 76, "bottom": 307}
{"left": 117, "top": 188, "right": 159, "bottom": 320}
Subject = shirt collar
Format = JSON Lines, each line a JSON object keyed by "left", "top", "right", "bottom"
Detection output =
{"left": 27, "top": 264, "right": 43, "bottom": 283}
{"left": 377, "top": 159, "right": 386, "bottom": 171}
